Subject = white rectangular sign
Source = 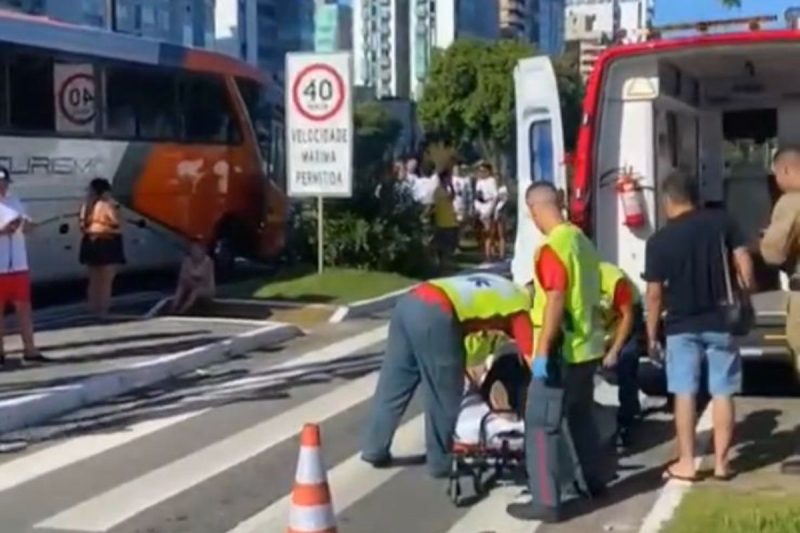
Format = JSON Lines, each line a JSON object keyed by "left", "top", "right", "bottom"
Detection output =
{"left": 285, "top": 52, "right": 353, "bottom": 198}
{"left": 54, "top": 63, "right": 96, "bottom": 134}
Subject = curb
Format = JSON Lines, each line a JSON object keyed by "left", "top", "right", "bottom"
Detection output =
{"left": 328, "top": 261, "right": 511, "bottom": 324}
{"left": 0, "top": 322, "right": 303, "bottom": 435}
{"left": 35, "top": 291, "right": 164, "bottom": 325}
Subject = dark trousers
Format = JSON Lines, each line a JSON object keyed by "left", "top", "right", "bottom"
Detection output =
{"left": 525, "top": 360, "right": 609, "bottom": 511}
{"left": 616, "top": 334, "right": 641, "bottom": 427}
{"left": 361, "top": 294, "right": 465, "bottom": 476}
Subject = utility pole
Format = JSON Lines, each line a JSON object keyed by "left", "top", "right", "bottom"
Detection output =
{"left": 105, "top": 0, "right": 117, "bottom": 31}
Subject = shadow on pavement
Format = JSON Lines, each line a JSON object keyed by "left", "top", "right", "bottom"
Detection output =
{"left": 730, "top": 408, "right": 799, "bottom": 476}
{"left": 0, "top": 350, "right": 385, "bottom": 448}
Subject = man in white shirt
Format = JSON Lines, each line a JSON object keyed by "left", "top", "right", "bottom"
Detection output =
{"left": 410, "top": 160, "right": 439, "bottom": 206}
{"left": 0, "top": 168, "right": 43, "bottom": 366}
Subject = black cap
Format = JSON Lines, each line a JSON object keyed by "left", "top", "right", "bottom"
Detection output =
{"left": 0, "top": 167, "right": 11, "bottom": 183}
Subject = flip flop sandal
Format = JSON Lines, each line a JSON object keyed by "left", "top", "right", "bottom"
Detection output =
{"left": 23, "top": 353, "right": 49, "bottom": 363}
{"left": 712, "top": 471, "right": 736, "bottom": 482}
{"left": 663, "top": 465, "right": 699, "bottom": 483}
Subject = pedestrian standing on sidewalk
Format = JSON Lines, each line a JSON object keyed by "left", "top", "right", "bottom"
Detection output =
{"left": 431, "top": 166, "right": 459, "bottom": 274}
{"left": 599, "top": 261, "right": 644, "bottom": 448}
{"left": 644, "top": 171, "right": 754, "bottom": 483}
{"left": 0, "top": 167, "right": 44, "bottom": 366}
{"left": 759, "top": 147, "right": 800, "bottom": 475}
{"left": 79, "top": 178, "right": 126, "bottom": 320}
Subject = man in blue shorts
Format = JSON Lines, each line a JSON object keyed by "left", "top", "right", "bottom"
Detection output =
{"left": 644, "top": 172, "right": 754, "bottom": 482}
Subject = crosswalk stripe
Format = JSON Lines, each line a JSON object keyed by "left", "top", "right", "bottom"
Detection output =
{"left": 445, "top": 486, "right": 538, "bottom": 533}
{"left": 227, "top": 414, "right": 425, "bottom": 533}
{"left": 0, "top": 411, "right": 206, "bottom": 492}
{"left": 34, "top": 372, "right": 381, "bottom": 532}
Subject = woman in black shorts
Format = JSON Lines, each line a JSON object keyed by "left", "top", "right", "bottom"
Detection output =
{"left": 79, "top": 178, "right": 125, "bottom": 319}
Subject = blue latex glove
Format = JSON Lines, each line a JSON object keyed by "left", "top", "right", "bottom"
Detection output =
{"left": 532, "top": 356, "right": 549, "bottom": 380}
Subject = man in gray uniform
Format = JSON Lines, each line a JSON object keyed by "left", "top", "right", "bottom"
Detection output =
{"left": 361, "top": 273, "right": 533, "bottom": 478}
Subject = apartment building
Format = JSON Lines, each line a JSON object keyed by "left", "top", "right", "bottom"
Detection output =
{"left": 565, "top": 0, "right": 653, "bottom": 81}
{"left": 410, "top": 0, "right": 498, "bottom": 99}
{"left": 532, "top": 0, "right": 565, "bottom": 54}
{"left": 353, "top": 0, "right": 411, "bottom": 99}
{"left": 499, "top": 0, "right": 526, "bottom": 39}
{"left": 314, "top": 1, "right": 353, "bottom": 52}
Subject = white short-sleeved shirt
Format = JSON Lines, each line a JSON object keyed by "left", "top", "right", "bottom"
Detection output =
{"left": 0, "top": 194, "right": 29, "bottom": 273}
{"left": 411, "top": 175, "right": 440, "bottom": 206}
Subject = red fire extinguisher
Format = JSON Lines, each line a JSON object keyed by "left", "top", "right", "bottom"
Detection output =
{"left": 616, "top": 168, "right": 646, "bottom": 228}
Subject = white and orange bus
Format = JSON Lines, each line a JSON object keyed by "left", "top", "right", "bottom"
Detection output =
{"left": 0, "top": 10, "right": 288, "bottom": 283}
{"left": 513, "top": 16, "right": 795, "bottom": 372}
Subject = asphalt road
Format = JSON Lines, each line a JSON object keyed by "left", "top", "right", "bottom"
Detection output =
{"left": 0, "top": 312, "right": 796, "bottom": 533}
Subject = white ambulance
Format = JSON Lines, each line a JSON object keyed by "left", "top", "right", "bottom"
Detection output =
{"left": 512, "top": 17, "right": 793, "bottom": 370}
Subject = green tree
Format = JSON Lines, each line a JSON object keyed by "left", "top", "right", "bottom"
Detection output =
{"left": 470, "top": 39, "right": 537, "bottom": 172}
{"left": 417, "top": 39, "right": 486, "bottom": 147}
{"left": 353, "top": 101, "right": 402, "bottom": 189}
{"left": 418, "top": 39, "right": 584, "bottom": 170}
{"left": 553, "top": 49, "right": 585, "bottom": 152}
{"left": 721, "top": 0, "right": 741, "bottom": 7}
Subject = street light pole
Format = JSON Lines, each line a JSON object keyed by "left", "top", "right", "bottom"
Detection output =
{"left": 105, "top": 0, "right": 117, "bottom": 31}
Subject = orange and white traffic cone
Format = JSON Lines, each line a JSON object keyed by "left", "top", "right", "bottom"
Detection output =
{"left": 287, "top": 423, "right": 337, "bottom": 533}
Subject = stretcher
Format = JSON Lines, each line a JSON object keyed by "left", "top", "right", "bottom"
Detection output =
{"left": 446, "top": 393, "right": 613, "bottom": 507}
{"left": 447, "top": 394, "right": 525, "bottom": 506}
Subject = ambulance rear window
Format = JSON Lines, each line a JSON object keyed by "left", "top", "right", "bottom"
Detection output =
{"left": 529, "top": 120, "right": 555, "bottom": 184}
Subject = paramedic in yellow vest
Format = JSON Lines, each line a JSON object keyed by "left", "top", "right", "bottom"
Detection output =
{"left": 361, "top": 273, "right": 533, "bottom": 478}
{"left": 507, "top": 182, "right": 608, "bottom": 524}
{"left": 599, "top": 262, "right": 644, "bottom": 448}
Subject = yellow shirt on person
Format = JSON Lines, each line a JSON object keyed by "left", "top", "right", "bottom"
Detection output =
{"left": 433, "top": 186, "right": 459, "bottom": 229}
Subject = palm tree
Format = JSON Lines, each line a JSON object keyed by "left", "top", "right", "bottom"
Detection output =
{"left": 721, "top": 0, "right": 741, "bottom": 6}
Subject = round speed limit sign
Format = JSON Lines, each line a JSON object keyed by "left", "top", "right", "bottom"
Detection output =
{"left": 58, "top": 73, "right": 96, "bottom": 126}
{"left": 291, "top": 63, "right": 346, "bottom": 122}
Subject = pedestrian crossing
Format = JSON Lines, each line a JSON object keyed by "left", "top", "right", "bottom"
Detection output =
{"left": 0, "top": 322, "right": 666, "bottom": 533}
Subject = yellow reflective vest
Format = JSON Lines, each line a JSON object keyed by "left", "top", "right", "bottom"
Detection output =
{"left": 531, "top": 223, "right": 605, "bottom": 364}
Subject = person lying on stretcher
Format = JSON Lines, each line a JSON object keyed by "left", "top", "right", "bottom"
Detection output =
{"left": 464, "top": 331, "right": 532, "bottom": 419}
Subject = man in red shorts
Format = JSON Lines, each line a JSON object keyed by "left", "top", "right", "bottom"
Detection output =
{"left": 0, "top": 167, "right": 43, "bottom": 366}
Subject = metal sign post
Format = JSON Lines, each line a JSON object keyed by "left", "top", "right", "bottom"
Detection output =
{"left": 317, "top": 196, "right": 324, "bottom": 274}
{"left": 285, "top": 52, "right": 353, "bottom": 274}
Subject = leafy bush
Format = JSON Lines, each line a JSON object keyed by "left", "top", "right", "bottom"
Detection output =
{"left": 282, "top": 102, "right": 437, "bottom": 276}
{"left": 287, "top": 183, "right": 433, "bottom": 277}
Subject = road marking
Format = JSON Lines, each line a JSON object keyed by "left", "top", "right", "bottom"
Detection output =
{"left": 35, "top": 372, "right": 381, "bottom": 532}
{"left": 158, "top": 316, "right": 273, "bottom": 327}
{"left": 445, "top": 485, "right": 536, "bottom": 533}
{"left": 638, "top": 403, "right": 713, "bottom": 533}
{"left": 227, "top": 414, "right": 425, "bottom": 533}
{"left": 0, "top": 411, "right": 205, "bottom": 492}
{"left": 122, "top": 325, "right": 387, "bottom": 406}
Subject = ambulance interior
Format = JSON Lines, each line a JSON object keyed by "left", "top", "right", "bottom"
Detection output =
{"left": 594, "top": 43, "right": 797, "bottom": 319}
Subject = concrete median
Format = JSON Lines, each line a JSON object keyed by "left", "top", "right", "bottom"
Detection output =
{"left": 0, "top": 320, "right": 302, "bottom": 435}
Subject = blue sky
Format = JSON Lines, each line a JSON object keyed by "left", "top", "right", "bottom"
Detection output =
{"left": 655, "top": 0, "right": 798, "bottom": 25}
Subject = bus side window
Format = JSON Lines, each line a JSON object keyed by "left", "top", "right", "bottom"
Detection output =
{"left": 137, "top": 70, "right": 179, "bottom": 140}
{"left": 9, "top": 52, "right": 55, "bottom": 132}
{"left": 0, "top": 54, "right": 7, "bottom": 129}
{"left": 530, "top": 119, "right": 555, "bottom": 184}
{"left": 179, "top": 75, "right": 240, "bottom": 145}
{"left": 104, "top": 67, "right": 138, "bottom": 138}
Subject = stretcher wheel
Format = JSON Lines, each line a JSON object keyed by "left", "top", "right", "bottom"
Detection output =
{"left": 472, "top": 472, "right": 486, "bottom": 497}
{"left": 447, "top": 459, "right": 464, "bottom": 506}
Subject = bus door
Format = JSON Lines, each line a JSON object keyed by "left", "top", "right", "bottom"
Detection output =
{"left": 511, "top": 56, "right": 567, "bottom": 286}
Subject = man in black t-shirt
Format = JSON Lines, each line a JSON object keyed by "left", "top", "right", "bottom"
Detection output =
{"left": 644, "top": 172, "right": 754, "bottom": 483}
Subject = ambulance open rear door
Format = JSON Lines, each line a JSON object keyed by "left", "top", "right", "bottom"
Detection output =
{"left": 511, "top": 56, "right": 567, "bottom": 286}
